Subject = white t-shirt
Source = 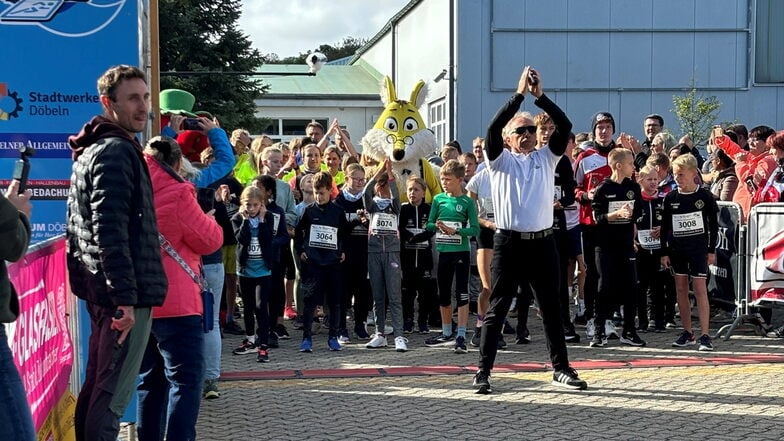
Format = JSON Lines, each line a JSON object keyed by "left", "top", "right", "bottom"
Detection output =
{"left": 466, "top": 168, "right": 494, "bottom": 221}
{"left": 486, "top": 147, "right": 560, "bottom": 232}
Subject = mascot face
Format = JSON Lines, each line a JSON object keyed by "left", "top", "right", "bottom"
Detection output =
{"left": 362, "top": 76, "right": 437, "bottom": 164}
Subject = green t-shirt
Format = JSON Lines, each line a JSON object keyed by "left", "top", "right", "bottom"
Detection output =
{"left": 426, "top": 192, "right": 479, "bottom": 253}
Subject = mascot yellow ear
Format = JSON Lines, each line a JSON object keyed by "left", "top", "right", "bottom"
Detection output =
{"left": 381, "top": 76, "right": 397, "bottom": 107}
{"left": 409, "top": 80, "right": 427, "bottom": 108}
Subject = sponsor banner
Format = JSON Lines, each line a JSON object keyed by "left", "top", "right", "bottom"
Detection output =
{"left": 36, "top": 391, "right": 76, "bottom": 441}
{"left": 708, "top": 202, "right": 741, "bottom": 308}
{"left": 0, "top": 1, "right": 141, "bottom": 243}
{"left": 748, "top": 203, "right": 784, "bottom": 304}
{"left": 0, "top": 179, "right": 70, "bottom": 200}
{"left": 6, "top": 237, "right": 74, "bottom": 434}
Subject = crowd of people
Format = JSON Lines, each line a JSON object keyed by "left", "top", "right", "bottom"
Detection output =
{"left": 20, "top": 62, "right": 777, "bottom": 440}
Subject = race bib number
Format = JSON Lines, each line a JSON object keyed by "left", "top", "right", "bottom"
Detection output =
{"left": 308, "top": 224, "right": 339, "bottom": 250}
{"left": 672, "top": 212, "right": 704, "bottom": 237}
{"left": 435, "top": 221, "right": 462, "bottom": 246}
{"left": 637, "top": 229, "right": 661, "bottom": 250}
{"left": 249, "top": 236, "right": 262, "bottom": 259}
{"left": 554, "top": 185, "right": 562, "bottom": 201}
{"left": 370, "top": 213, "right": 398, "bottom": 236}
{"left": 608, "top": 200, "right": 633, "bottom": 224}
{"left": 405, "top": 227, "right": 429, "bottom": 249}
{"left": 272, "top": 213, "right": 281, "bottom": 233}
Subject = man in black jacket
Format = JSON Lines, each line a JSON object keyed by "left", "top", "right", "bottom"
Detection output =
{"left": 473, "top": 66, "right": 587, "bottom": 394}
{"left": 67, "top": 65, "right": 167, "bottom": 441}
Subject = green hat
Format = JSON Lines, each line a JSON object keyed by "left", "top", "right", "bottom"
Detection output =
{"left": 160, "top": 89, "right": 197, "bottom": 117}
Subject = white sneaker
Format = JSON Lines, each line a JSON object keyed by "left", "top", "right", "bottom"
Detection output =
{"left": 394, "top": 336, "right": 409, "bottom": 352}
{"left": 384, "top": 325, "right": 394, "bottom": 335}
{"left": 605, "top": 321, "right": 619, "bottom": 339}
{"left": 586, "top": 318, "right": 595, "bottom": 339}
{"left": 366, "top": 333, "right": 388, "bottom": 349}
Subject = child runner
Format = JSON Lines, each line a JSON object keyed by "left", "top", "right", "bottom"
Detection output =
{"left": 590, "top": 148, "right": 645, "bottom": 347}
{"left": 231, "top": 186, "right": 276, "bottom": 362}
{"left": 661, "top": 154, "right": 719, "bottom": 351}
{"left": 424, "top": 160, "right": 479, "bottom": 353}
{"left": 399, "top": 176, "right": 437, "bottom": 334}
{"left": 363, "top": 159, "right": 407, "bottom": 351}
{"left": 294, "top": 172, "right": 348, "bottom": 352}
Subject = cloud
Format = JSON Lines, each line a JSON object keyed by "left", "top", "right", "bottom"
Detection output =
{"left": 239, "top": 0, "right": 409, "bottom": 59}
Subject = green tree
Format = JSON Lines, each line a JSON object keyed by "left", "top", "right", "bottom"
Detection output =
{"left": 269, "top": 36, "right": 368, "bottom": 64}
{"left": 159, "top": 0, "right": 266, "bottom": 132}
{"left": 671, "top": 79, "right": 722, "bottom": 148}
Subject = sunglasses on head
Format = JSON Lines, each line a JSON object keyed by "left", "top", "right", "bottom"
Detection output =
{"left": 512, "top": 125, "right": 537, "bottom": 135}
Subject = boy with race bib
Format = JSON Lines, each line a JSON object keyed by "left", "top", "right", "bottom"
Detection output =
{"left": 590, "top": 149, "right": 646, "bottom": 348}
{"left": 294, "top": 172, "right": 349, "bottom": 352}
{"left": 363, "top": 159, "right": 408, "bottom": 351}
{"left": 424, "top": 160, "right": 479, "bottom": 353}
{"left": 661, "top": 154, "right": 719, "bottom": 351}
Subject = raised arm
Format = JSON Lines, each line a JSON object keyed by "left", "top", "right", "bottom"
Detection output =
{"left": 485, "top": 67, "right": 530, "bottom": 161}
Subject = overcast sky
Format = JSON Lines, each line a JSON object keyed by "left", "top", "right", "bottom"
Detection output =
{"left": 239, "top": 0, "right": 410, "bottom": 59}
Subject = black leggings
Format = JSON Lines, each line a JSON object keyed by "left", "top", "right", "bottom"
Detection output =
{"left": 239, "top": 275, "right": 272, "bottom": 345}
{"left": 402, "top": 269, "right": 438, "bottom": 325}
{"left": 437, "top": 251, "right": 470, "bottom": 308}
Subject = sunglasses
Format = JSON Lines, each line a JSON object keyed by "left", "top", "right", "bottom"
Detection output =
{"left": 512, "top": 125, "right": 537, "bottom": 135}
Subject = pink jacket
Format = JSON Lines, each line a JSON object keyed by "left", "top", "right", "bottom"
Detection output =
{"left": 145, "top": 154, "right": 222, "bottom": 319}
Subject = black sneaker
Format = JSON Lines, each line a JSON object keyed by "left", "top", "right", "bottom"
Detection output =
{"left": 424, "top": 333, "right": 455, "bottom": 347}
{"left": 515, "top": 334, "right": 531, "bottom": 344}
{"left": 275, "top": 323, "right": 291, "bottom": 340}
{"left": 573, "top": 313, "right": 587, "bottom": 326}
{"left": 672, "top": 330, "right": 696, "bottom": 347}
{"left": 589, "top": 332, "right": 607, "bottom": 348}
{"left": 354, "top": 324, "right": 371, "bottom": 340}
{"left": 698, "top": 334, "right": 714, "bottom": 351}
{"left": 497, "top": 334, "right": 508, "bottom": 350}
{"left": 766, "top": 324, "right": 784, "bottom": 338}
{"left": 472, "top": 370, "right": 492, "bottom": 394}
{"left": 564, "top": 328, "right": 581, "bottom": 343}
{"left": 292, "top": 318, "right": 305, "bottom": 330}
{"left": 403, "top": 319, "right": 414, "bottom": 334}
{"left": 223, "top": 321, "right": 245, "bottom": 335}
{"left": 552, "top": 367, "right": 588, "bottom": 390}
{"left": 232, "top": 338, "right": 256, "bottom": 355}
{"left": 502, "top": 320, "right": 516, "bottom": 335}
{"left": 454, "top": 336, "right": 467, "bottom": 354}
{"left": 470, "top": 327, "right": 482, "bottom": 347}
{"left": 256, "top": 346, "right": 270, "bottom": 363}
{"left": 620, "top": 331, "right": 647, "bottom": 347}
{"left": 418, "top": 322, "right": 430, "bottom": 334}
{"left": 268, "top": 332, "right": 279, "bottom": 349}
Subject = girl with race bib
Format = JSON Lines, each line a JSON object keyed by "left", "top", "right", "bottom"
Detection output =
{"left": 363, "top": 159, "right": 407, "bottom": 351}
{"left": 231, "top": 186, "right": 277, "bottom": 362}
{"left": 661, "top": 154, "right": 719, "bottom": 351}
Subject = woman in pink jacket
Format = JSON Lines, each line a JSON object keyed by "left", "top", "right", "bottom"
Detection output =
{"left": 137, "top": 136, "right": 222, "bottom": 441}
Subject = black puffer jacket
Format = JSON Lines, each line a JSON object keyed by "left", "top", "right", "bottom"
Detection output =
{"left": 66, "top": 116, "right": 167, "bottom": 307}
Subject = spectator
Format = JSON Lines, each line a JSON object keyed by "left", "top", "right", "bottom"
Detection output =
{"left": 751, "top": 130, "right": 784, "bottom": 205}
{"left": 726, "top": 124, "right": 749, "bottom": 151}
{"left": 323, "top": 145, "right": 345, "bottom": 187}
{"left": 0, "top": 181, "right": 33, "bottom": 441}
{"left": 473, "top": 137, "right": 486, "bottom": 172}
{"left": 440, "top": 145, "right": 459, "bottom": 163}
{"left": 137, "top": 136, "right": 222, "bottom": 440}
{"left": 635, "top": 114, "right": 664, "bottom": 169}
{"left": 68, "top": 65, "right": 167, "bottom": 441}
{"left": 709, "top": 149, "right": 739, "bottom": 201}
{"left": 732, "top": 125, "right": 776, "bottom": 222}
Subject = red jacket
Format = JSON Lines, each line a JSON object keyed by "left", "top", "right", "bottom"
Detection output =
{"left": 574, "top": 147, "right": 612, "bottom": 225}
{"left": 145, "top": 154, "right": 222, "bottom": 319}
{"left": 733, "top": 151, "right": 777, "bottom": 222}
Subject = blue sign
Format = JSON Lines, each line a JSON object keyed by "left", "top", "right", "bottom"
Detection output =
{"left": 0, "top": 0, "right": 141, "bottom": 244}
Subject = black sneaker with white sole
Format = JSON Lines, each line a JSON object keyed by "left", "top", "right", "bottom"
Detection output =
{"left": 470, "top": 327, "right": 481, "bottom": 347}
{"left": 552, "top": 367, "right": 588, "bottom": 390}
{"left": 472, "top": 370, "right": 492, "bottom": 394}
{"left": 424, "top": 333, "right": 455, "bottom": 347}
{"left": 620, "top": 331, "right": 647, "bottom": 347}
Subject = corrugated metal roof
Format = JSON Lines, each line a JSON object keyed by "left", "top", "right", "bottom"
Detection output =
{"left": 257, "top": 60, "right": 383, "bottom": 98}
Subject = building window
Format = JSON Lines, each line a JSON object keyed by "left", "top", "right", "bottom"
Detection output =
{"left": 428, "top": 99, "right": 447, "bottom": 148}
{"left": 255, "top": 118, "right": 328, "bottom": 143}
{"left": 755, "top": 0, "right": 784, "bottom": 83}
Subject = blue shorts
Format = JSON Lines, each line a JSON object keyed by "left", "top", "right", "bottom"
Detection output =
{"left": 567, "top": 225, "right": 582, "bottom": 259}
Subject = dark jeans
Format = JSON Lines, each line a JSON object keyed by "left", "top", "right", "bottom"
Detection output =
{"left": 402, "top": 268, "right": 438, "bottom": 326}
{"left": 239, "top": 275, "right": 272, "bottom": 345}
{"left": 437, "top": 251, "right": 470, "bottom": 307}
{"left": 595, "top": 247, "right": 638, "bottom": 333}
{"left": 76, "top": 304, "right": 152, "bottom": 441}
{"left": 0, "top": 326, "right": 35, "bottom": 441}
{"left": 581, "top": 225, "right": 599, "bottom": 319}
{"left": 301, "top": 262, "right": 342, "bottom": 338}
{"left": 137, "top": 315, "right": 205, "bottom": 441}
{"left": 479, "top": 231, "right": 569, "bottom": 372}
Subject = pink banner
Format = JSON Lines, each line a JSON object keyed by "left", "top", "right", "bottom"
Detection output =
{"left": 749, "top": 204, "right": 784, "bottom": 304}
{"left": 6, "top": 238, "right": 73, "bottom": 431}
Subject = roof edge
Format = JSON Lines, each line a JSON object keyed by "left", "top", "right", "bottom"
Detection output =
{"left": 348, "top": 0, "right": 422, "bottom": 65}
